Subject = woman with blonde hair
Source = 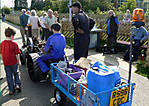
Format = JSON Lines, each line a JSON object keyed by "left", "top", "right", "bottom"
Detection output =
{"left": 28, "top": 10, "right": 40, "bottom": 41}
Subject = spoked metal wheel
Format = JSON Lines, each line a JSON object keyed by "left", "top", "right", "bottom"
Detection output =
{"left": 54, "top": 88, "right": 67, "bottom": 105}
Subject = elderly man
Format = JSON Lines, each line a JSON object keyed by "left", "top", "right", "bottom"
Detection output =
{"left": 44, "top": 9, "right": 57, "bottom": 41}
{"left": 70, "top": 2, "right": 90, "bottom": 60}
{"left": 19, "top": 9, "right": 29, "bottom": 48}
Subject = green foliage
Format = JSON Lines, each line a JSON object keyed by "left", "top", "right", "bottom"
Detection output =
{"left": 88, "top": 10, "right": 94, "bottom": 14}
{"left": 31, "top": 0, "right": 35, "bottom": 9}
{"left": 82, "top": 0, "right": 113, "bottom": 13}
{"left": 117, "top": 44, "right": 128, "bottom": 52}
{"left": 145, "top": 9, "right": 149, "bottom": 16}
{"left": 135, "top": 60, "right": 149, "bottom": 78}
{"left": 42, "top": 0, "right": 114, "bottom": 13}
{"left": 14, "top": 0, "right": 28, "bottom": 10}
{"left": 66, "top": 38, "right": 74, "bottom": 47}
{"left": 2, "top": 7, "right": 11, "bottom": 14}
{"left": 100, "top": 40, "right": 106, "bottom": 46}
{"left": 96, "top": 7, "right": 101, "bottom": 14}
{"left": 0, "top": 9, "right": 2, "bottom": 13}
{"left": 31, "top": 0, "right": 45, "bottom": 10}
{"left": 36, "top": 10, "right": 45, "bottom": 17}
{"left": 58, "top": 0, "right": 69, "bottom": 13}
{"left": 43, "top": 0, "right": 60, "bottom": 11}
{"left": 144, "top": 2, "right": 149, "bottom": 12}
{"left": 118, "top": 0, "right": 136, "bottom": 13}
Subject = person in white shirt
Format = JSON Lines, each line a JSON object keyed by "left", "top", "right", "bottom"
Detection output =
{"left": 28, "top": 10, "right": 40, "bottom": 40}
{"left": 40, "top": 12, "right": 47, "bottom": 41}
{"left": 54, "top": 11, "right": 60, "bottom": 23}
{"left": 123, "top": 9, "right": 131, "bottom": 24}
{"left": 44, "top": 9, "right": 57, "bottom": 41}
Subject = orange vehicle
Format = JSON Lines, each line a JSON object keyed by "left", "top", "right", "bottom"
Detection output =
{"left": 132, "top": 8, "right": 145, "bottom": 26}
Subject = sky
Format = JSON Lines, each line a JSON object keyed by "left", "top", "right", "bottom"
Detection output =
{"left": 1, "top": 0, "right": 32, "bottom": 8}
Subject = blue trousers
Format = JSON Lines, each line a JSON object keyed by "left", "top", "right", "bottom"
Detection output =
{"left": 4, "top": 64, "right": 21, "bottom": 92}
{"left": 37, "top": 55, "right": 52, "bottom": 73}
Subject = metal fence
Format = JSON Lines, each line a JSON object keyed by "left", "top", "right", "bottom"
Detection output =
{"left": 1, "top": 14, "right": 149, "bottom": 47}
{"left": 61, "top": 14, "right": 149, "bottom": 47}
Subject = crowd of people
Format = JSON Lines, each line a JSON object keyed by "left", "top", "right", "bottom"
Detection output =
{"left": 0, "top": 1, "right": 148, "bottom": 96}
{"left": 105, "top": 9, "right": 148, "bottom": 62}
{"left": 19, "top": 9, "right": 59, "bottom": 47}
{"left": 0, "top": 8, "right": 62, "bottom": 95}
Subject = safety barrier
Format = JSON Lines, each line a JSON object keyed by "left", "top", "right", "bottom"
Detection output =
{"left": 62, "top": 21, "right": 149, "bottom": 48}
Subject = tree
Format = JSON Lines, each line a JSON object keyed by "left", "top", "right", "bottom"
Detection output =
{"left": 14, "top": 0, "right": 28, "bottom": 10}
{"left": 2, "top": 6, "right": 11, "bottom": 14}
{"left": 58, "top": 0, "right": 69, "bottom": 13}
{"left": 42, "top": 0, "right": 114, "bottom": 13}
{"left": 74, "top": 0, "right": 112, "bottom": 12}
{"left": 43, "top": 0, "right": 60, "bottom": 11}
{"left": 31, "top": 0, "right": 45, "bottom": 10}
{"left": 119, "top": 0, "right": 136, "bottom": 13}
{"left": 30, "top": 0, "right": 35, "bottom": 9}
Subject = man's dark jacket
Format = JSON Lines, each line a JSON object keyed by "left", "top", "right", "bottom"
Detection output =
{"left": 72, "top": 10, "right": 90, "bottom": 60}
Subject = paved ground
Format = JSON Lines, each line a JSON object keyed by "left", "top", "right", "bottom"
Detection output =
{"left": 0, "top": 21, "right": 149, "bottom": 106}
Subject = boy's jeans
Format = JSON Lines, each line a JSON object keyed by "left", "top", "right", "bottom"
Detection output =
{"left": 4, "top": 64, "right": 21, "bottom": 92}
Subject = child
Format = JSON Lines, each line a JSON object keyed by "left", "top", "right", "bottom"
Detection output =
{"left": 0, "top": 27, "right": 21, "bottom": 95}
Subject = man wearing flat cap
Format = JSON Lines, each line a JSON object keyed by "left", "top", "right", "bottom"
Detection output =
{"left": 70, "top": 1, "right": 90, "bottom": 60}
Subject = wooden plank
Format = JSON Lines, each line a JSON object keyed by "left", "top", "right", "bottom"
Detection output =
{"left": 117, "top": 40, "right": 148, "bottom": 49}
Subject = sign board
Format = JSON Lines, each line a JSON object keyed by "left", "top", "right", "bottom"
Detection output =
{"left": 110, "top": 87, "right": 129, "bottom": 106}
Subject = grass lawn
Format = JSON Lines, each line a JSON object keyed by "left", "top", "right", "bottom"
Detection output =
{"left": 135, "top": 60, "right": 149, "bottom": 79}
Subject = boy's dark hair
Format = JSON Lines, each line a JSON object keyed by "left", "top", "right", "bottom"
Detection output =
{"left": 51, "top": 23, "right": 61, "bottom": 32}
{"left": 5, "top": 27, "right": 16, "bottom": 37}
